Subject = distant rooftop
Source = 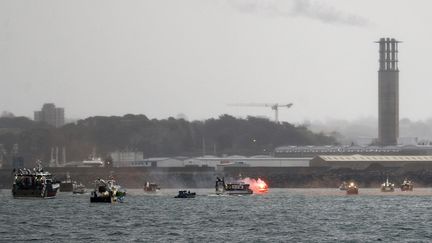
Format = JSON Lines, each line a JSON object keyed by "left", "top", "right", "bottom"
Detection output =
{"left": 275, "top": 145, "right": 432, "bottom": 154}
{"left": 318, "top": 154, "right": 432, "bottom": 162}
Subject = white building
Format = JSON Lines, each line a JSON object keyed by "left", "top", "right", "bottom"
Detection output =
{"left": 107, "top": 153, "right": 311, "bottom": 168}
{"left": 110, "top": 151, "right": 144, "bottom": 167}
{"left": 186, "top": 155, "right": 311, "bottom": 168}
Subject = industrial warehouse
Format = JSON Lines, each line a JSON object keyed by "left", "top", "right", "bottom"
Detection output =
{"left": 310, "top": 155, "right": 432, "bottom": 170}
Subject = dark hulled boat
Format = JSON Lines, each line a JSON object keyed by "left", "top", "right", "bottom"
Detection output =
{"left": 346, "top": 182, "right": 359, "bottom": 195}
{"left": 400, "top": 178, "right": 414, "bottom": 191}
{"left": 174, "top": 190, "right": 196, "bottom": 198}
{"left": 90, "top": 178, "right": 126, "bottom": 203}
{"left": 60, "top": 172, "right": 76, "bottom": 192}
{"left": 12, "top": 161, "right": 60, "bottom": 199}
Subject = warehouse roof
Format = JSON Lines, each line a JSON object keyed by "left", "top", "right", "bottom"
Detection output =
{"left": 317, "top": 154, "right": 432, "bottom": 162}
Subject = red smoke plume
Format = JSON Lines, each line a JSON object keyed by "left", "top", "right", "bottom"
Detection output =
{"left": 240, "top": 177, "right": 269, "bottom": 194}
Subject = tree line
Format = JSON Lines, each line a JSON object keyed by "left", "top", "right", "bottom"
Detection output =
{"left": 0, "top": 114, "right": 337, "bottom": 167}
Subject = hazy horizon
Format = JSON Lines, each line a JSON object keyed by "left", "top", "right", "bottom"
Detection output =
{"left": 2, "top": 0, "right": 432, "bottom": 124}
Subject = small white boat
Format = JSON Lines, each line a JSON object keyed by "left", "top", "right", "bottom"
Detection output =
{"left": 73, "top": 183, "right": 86, "bottom": 194}
{"left": 144, "top": 182, "right": 160, "bottom": 192}
{"left": 381, "top": 178, "right": 395, "bottom": 192}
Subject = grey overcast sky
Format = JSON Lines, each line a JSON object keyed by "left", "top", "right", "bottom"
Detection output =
{"left": 1, "top": 0, "right": 431, "bottom": 123}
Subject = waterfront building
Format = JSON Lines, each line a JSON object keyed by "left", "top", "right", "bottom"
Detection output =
{"left": 274, "top": 145, "right": 432, "bottom": 157}
{"left": 110, "top": 151, "right": 144, "bottom": 167}
{"left": 310, "top": 154, "right": 432, "bottom": 170}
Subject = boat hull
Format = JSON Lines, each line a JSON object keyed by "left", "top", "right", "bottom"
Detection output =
{"left": 90, "top": 196, "right": 113, "bottom": 203}
{"left": 144, "top": 182, "right": 160, "bottom": 192}
{"left": 174, "top": 194, "right": 196, "bottom": 198}
{"left": 400, "top": 185, "right": 413, "bottom": 191}
{"left": 73, "top": 188, "right": 86, "bottom": 194}
{"left": 60, "top": 182, "right": 75, "bottom": 192}
{"left": 12, "top": 184, "right": 59, "bottom": 199}
{"left": 346, "top": 188, "right": 358, "bottom": 195}
{"left": 216, "top": 190, "right": 253, "bottom": 195}
{"left": 174, "top": 190, "right": 196, "bottom": 198}
{"left": 381, "top": 187, "right": 394, "bottom": 192}
{"left": 144, "top": 188, "right": 160, "bottom": 193}
{"left": 90, "top": 191, "right": 114, "bottom": 203}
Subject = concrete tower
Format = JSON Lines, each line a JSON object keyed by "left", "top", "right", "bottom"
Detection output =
{"left": 377, "top": 38, "right": 400, "bottom": 145}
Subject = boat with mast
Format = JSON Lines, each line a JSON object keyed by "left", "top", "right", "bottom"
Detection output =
{"left": 12, "top": 161, "right": 60, "bottom": 198}
{"left": 144, "top": 181, "right": 160, "bottom": 192}
{"left": 60, "top": 172, "right": 76, "bottom": 192}
{"left": 400, "top": 178, "right": 414, "bottom": 191}
{"left": 90, "top": 178, "right": 126, "bottom": 203}
{"left": 381, "top": 177, "right": 395, "bottom": 192}
{"left": 73, "top": 182, "right": 86, "bottom": 194}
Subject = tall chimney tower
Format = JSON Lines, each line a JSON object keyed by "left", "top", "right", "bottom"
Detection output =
{"left": 377, "top": 38, "right": 400, "bottom": 145}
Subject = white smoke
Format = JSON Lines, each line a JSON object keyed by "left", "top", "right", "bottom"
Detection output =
{"left": 229, "top": 0, "right": 370, "bottom": 27}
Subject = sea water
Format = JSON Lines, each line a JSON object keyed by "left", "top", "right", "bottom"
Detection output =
{"left": 1, "top": 188, "right": 432, "bottom": 242}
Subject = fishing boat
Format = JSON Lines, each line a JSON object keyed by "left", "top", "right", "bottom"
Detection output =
{"left": 400, "top": 178, "right": 414, "bottom": 191}
{"left": 60, "top": 172, "right": 76, "bottom": 192}
{"left": 12, "top": 161, "right": 60, "bottom": 198}
{"left": 174, "top": 190, "right": 196, "bottom": 198}
{"left": 381, "top": 178, "right": 395, "bottom": 192}
{"left": 215, "top": 177, "right": 253, "bottom": 195}
{"left": 346, "top": 182, "right": 359, "bottom": 195}
{"left": 143, "top": 181, "right": 160, "bottom": 192}
{"left": 82, "top": 156, "right": 104, "bottom": 167}
{"left": 339, "top": 181, "right": 348, "bottom": 191}
{"left": 82, "top": 149, "right": 104, "bottom": 167}
{"left": 73, "top": 183, "right": 86, "bottom": 194}
{"left": 90, "top": 178, "right": 126, "bottom": 203}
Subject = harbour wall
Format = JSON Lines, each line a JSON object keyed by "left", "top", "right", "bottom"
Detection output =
{"left": 3, "top": 165, "right": 432, "bottom": 189}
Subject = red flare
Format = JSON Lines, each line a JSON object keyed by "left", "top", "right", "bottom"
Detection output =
{"left": 240, "top": 177, "right": 269, "bottom": 194}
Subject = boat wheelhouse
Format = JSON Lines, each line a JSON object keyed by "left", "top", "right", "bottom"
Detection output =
{"left": 144, "top": 182, "right": 160, "bottom": 192}
{"left": 215, "top": 177, "right": 253, "bottom": 195}
{"left": 339, "top": 181, "right": 348, "bottom": 191}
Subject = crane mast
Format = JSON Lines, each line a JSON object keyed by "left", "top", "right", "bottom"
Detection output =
{"left": 228, "top": 103, "right": 293, "bottom": 123}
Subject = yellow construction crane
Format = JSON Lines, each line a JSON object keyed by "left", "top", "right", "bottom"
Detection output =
{"left": 229, "top": 103, "right": 293, "bottom": 123}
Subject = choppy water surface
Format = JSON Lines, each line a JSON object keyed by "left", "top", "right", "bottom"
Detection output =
{"left": 1, "top": 188, "right": 432, "bottom": 242}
